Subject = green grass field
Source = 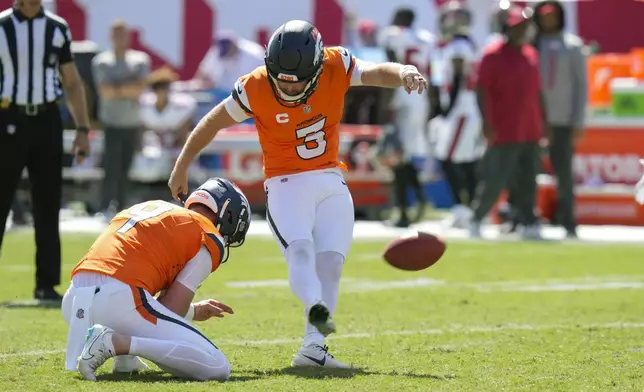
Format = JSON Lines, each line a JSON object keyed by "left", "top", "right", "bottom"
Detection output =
{"left": 1, "top": 231, "right": 644, "bottom": 391}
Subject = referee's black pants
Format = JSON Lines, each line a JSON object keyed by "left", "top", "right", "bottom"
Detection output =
{"left": 0, "top": 104, "right": 63, "bottom": 290}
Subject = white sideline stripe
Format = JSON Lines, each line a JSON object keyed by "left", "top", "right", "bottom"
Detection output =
{"left": 2, "top": 321, "right": 644, "bottom": 359}
{"left": 226, "top": 275, "right": 644, "bottom": 293}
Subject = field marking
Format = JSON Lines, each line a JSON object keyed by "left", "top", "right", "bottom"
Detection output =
{"left": 225, "top": 275, "right": 644, "bottom": 293}
{"left": 2, "top": 321, "right": 643, "bottom": 360}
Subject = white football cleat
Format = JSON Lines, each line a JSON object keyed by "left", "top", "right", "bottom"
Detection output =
{"left": 308, "top": 303, "right": 336, "bottom": 337}
{"left": 292, "top": 344, "right": 349, "bottom": 368}
{"left": 78, "top": 324, "right": 115, "bottom": 381}
{"left": 112, "top": 355, "right": 149, "bottom": 373}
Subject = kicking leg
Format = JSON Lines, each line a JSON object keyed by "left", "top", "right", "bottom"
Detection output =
{"left": 291, "top": 250, "right": 348, "bottom": 368}
{"left": 291, "top": 186, "right": 354, "bottom": 368}
{"left": 285, "top": 239, "right": 332, "bottom": 336}
{"left": 264, "top": 175, "right": 332, "bottom": 338}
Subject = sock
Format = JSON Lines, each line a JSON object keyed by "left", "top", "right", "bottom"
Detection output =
{"left": 303, "top": 251, "right": 344, "bottom": 347}
{"left": 286, "top": 239, "right": 323, "bottom": 311}
{"left": 129, "top": 336, "right": 230, "bottom": 381}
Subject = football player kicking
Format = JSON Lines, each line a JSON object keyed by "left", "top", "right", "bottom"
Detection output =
{"left": 61, "top": 177, "right": 251, "bottom": 381}
{"left": 169, "top": 20, "right": 428, "bottom": 368}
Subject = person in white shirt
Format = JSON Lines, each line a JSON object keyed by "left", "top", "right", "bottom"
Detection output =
{"left": 429, "top": 38, "right": 483, "bottom": 228}
{"left": 378, "top": 8, "right": 435, "bottom": 227}
{"left": 133, "top": 66, "right": 197, "bottom": 183}
{"left": 193, "top": 31, "right": 265, "bottom": 90}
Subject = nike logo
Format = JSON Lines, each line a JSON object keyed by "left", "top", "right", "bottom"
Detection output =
{"left": 303, "top": 354, "right": 326, "bottom": 366}
{"left": 81, "top": 336, "right": 100, "bottom": 360}
{"left": 341, "top": 181, "right": 347, "bottom": 186}
{"left": 236, "top": 82, "right": 243, "bottom": 95}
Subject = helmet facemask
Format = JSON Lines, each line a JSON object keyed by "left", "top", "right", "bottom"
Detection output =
{"left": 267, "top": 67, "right": 323, "bottom": 107}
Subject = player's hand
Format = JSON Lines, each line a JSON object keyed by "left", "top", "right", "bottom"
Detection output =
{"left": 168, "top": 167, "right": 189, "bottom": 202}
{"left": 400, "top": 65, "right": 427, "bottom": 95}
{"left": 73, "top": 129, "right": 91, "bottom": 164}
{"left": 193, "top": 299, "right": 234, "bottom": 321}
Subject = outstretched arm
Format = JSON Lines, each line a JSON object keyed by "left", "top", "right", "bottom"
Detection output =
{"left": 357, "top": 59, "right": 427, "bottom": 94}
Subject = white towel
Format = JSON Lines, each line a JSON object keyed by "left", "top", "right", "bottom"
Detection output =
{"left": 65, "top": 285, "right": 97, "bottom": 371}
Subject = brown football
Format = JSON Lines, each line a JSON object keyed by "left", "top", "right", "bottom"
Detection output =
{"left": 382, "top": 231, "right": 446, "bottom": 271}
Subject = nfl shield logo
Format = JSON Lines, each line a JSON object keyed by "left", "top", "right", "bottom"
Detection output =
{"left": 76, "top": 309, "right": 84, "bottom": 319}
{"left": 303, "top": 105, "right": 312, "bottom": 114}
{"left": 6, "top": 124, "right": 15, "bottom": 135}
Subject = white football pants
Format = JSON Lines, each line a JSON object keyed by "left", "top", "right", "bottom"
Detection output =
{"left": 265, "top": 169, "right": 354, "bottom": 346}
{"left": 62, "top": 272, "right": 230, "bottom": 381}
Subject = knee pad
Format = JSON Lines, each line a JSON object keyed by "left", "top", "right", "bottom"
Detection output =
{"left": 286, "top": 239, "right": 315, "bottom": 266}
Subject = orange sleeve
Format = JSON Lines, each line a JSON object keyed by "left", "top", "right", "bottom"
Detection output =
{"left": 231, "top": 67, "right": 266, "bottom": 117}
{"left": 325, "top": 46, "right": 356, "bottom": 88}
{"left": 231, "top": 76, "right": 254, "bottom": 116}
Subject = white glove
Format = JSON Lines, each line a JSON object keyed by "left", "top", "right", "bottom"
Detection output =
{"left": 635, "top": 159, "right": 644, "bottom": 205}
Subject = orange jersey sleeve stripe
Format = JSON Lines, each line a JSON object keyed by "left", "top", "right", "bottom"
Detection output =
{"left": 131, "top": 286, "right": 158, "bottom": 325}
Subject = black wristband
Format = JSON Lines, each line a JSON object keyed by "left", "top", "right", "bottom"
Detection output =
{"left": 77, "top": 126, "right": 90, "bottom": 134}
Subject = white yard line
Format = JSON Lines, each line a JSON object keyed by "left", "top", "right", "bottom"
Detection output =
{"left": 2, "top": 321, "right": 643, "bottom": 360}
{"left": 226, "top": 275, "right": 644, "bottom": 293}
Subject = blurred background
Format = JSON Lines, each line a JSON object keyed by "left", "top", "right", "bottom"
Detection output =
{"left": 6, "top": 0, "right": 644, "bottom": 230}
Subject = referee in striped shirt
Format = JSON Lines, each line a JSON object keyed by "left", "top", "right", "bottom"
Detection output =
{"left": 0, "top": 0, "right": 90, "bottom": 302}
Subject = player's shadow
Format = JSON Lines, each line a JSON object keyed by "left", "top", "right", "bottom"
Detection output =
{"left": 97, "top": 370, "right": 264, "bottom": 383}
{"left": 247, "top": 366, "right": 454, "bottom": 380}
{"left": 93, "top": 368, "right": 450, "bottom": 383}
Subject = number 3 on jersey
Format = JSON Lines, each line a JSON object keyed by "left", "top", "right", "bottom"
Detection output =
{"left": 117, "top": 202, "right": 174, "bottom": 233}
{"left": 295, "top": 117, "right": 327, "bottom": 160}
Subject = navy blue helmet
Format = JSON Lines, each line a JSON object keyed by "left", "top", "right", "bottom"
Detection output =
{"left": 184, "top": 177, "right": 251, "bottom": 261}
{"left": 264, "top": 20, "right": 325, "bottom": 106}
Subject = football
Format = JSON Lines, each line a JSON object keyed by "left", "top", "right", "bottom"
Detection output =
{"left": 382, "top": 231, "right": 446, "bottom": 271}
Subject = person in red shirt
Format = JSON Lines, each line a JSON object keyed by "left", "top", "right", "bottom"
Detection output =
{"left": 470, "top": 5, "right": 547, "bottom": 239}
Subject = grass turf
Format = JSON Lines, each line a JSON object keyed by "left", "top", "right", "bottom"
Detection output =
{"left": 0, "top": 231, "right": 643, "bottom": 391}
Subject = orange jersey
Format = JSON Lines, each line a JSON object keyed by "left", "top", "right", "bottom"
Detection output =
{"left": 232, "top": 47, "right": 357, "bottom": 179}
{"left": 72, "top": 201, "right": 225, "bottom": 295}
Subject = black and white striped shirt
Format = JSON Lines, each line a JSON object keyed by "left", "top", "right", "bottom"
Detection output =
{"left": 0, "top": 7, "right": 73, "bottom": 106}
